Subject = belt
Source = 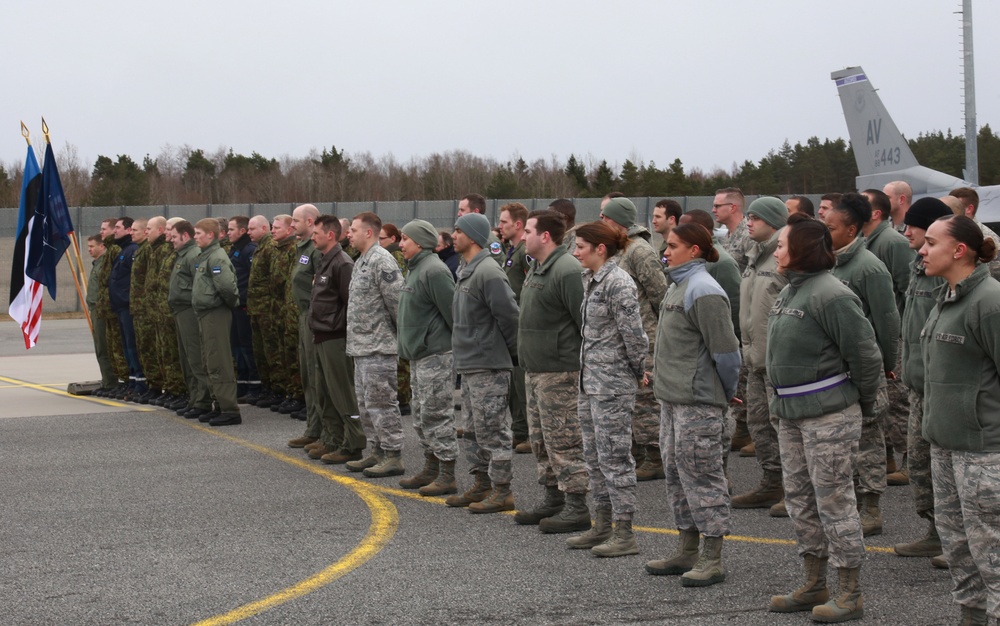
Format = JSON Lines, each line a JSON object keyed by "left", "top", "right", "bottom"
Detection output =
{"left": 773, "top": 373, "right": 849, "bottom": 398}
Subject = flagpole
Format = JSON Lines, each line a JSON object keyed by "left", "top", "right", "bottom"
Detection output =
{"left": 41, "top": 119, "right": 93, "bottom": 334}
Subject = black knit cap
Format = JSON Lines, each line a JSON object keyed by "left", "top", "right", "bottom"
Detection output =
{"left": 903, "top": 197, "right": 954, "bottom": 231}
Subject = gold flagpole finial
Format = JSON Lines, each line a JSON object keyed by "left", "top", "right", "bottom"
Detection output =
{"left": 41, "top": 117, "right": 51, "bottom": 144}
{"left": 21, "top": 121, "right": 31, "bottom": 146}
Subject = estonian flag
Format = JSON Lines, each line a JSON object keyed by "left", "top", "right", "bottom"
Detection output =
{"left": 26, "top": 142, "right": 73, "bottom": 299}
{"left": 8, "top": 146, "right": 43, "bottom": 349}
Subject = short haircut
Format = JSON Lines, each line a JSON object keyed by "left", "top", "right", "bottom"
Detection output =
{"left": 950, "top": 187, "right": 980, "bottom": 213}
{"left": 216, "top": 217, "right": 229, "bottom": 230}
{"left": 353, "top": 211, "right": 382, "bottom": 233}
{"left": 315, "top": 214, "right": 342, "bottom": 238}
{"left": 166, "top": 216, "right": 185, "bottom": 227}
{"left": 682, "top": 209, "right": 715, "bottom": 233}
{"left": 174, "top": 220, "right": 195, "bottom": 238}
{"left": 715, "top": 187, "right": 745, "bottom": 210}
{"left": 461, "top": 193, "right": 487, "bottom": 213}
{"left": 87, "top": 233, "right": 104, "bottom": 245}
{"left": 789, "top": 195, "right": 815, "bottom": 216}
{"left": 118, "top": 216, "right": 134, "bottom": 229}
{"left": 438, "top": 229, "right": 454, "bottom": 247}
{"left": 381, "top": 223, "right": 401, "bottom": 243}
{"left": 820, "top": 192, "right": 843, "bottom": 206}
{"left": 862, "top": 189, "right": 892, "bottom": 221}
{"left": 785, "top": 213, "right": 836, "bottom": 272}
{"left": 575, "top": 220, "right": 629, "bottom": 257}
{"left": 195, "top": 218, "right": 220, "bottom": 236}
{"left": 670, "top": 223, "right": 719, "bottom": 263}
{"left": 833, "top": 192, "right": 873, "bottom": 229}
{"left": 229, "top": 216, "right": 249, "bottom": 231}
{"left": 655, "top": 198, "right": 684, "bottom": 222}
{"left": 500, "top": 202, "right": 528, "bottom": 227}
{"left": 273, "top": 214, "right": 292, "bottom": 227}
{"left": 548, "top": 198, "right": 576, "bottom": 227}
{"left": 527, "top": 209, "right": 567, "bottom": 245}
{"left": 102, "top": 218, "right": 118, "bottom": 228}
{"left": 885, "top": 180, "right": 912, "bottom": 199}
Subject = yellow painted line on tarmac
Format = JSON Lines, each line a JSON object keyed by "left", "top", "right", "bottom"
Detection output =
{"left": 0, "top": 374, "right": 152, "bottom": 410}
{"left": 178, "top": 421, "right": 398, "bottom": 626}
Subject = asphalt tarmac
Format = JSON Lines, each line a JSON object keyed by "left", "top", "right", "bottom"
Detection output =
{"left": 0, "top": 319, "right": 960, "bottom": 625}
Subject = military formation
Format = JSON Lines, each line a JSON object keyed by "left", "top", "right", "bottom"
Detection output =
{"left": 86, "top": 185, "right": 1000, "bottom": 625}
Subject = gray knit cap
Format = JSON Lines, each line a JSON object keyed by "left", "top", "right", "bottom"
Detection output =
{"left": 746, "top": 197, "right": 789, "bottom": 230}
{"left": 401, "top": 219, "right": 439, "bottom": 251}
{"left": 454, "top": 213, "right": 492, "bottom": 249}
{"left": 600, "top": 197, "right": 638, "bottom": 228}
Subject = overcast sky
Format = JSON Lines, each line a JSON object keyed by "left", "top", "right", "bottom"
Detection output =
{"left": 4, "top": 1, "right": 998, "bottom": 176}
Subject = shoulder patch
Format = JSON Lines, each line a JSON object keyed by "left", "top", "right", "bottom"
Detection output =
{"left": 490, "top": 242, "right": 503, "bottom": 255}
{"left": 212, "top": 266, "right": 222, "bottom": 274}
{"left": 381, "top": 269, "right": 398, "bottom": 283}
{"left": 299, "top": 254, "right": 310, "bottom": 264}
{"left": 233, "top": 251, "right": 240, "bottom": 258}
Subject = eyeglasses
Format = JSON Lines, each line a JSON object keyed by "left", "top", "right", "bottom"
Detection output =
{"left": 712, "top": 203, "right": 735, "bottom": 209}
{"left": 379, "top": 235, "right": 392, "bottom": 241}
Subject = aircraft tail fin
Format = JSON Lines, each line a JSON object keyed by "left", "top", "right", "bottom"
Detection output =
{"left": 831, "top": 67, "right": 920, "bottom": 178}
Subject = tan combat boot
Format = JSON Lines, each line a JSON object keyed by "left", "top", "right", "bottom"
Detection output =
{"left": 287, "top": 435, "right": 318, "bottom": 448}
{"left": 731, "top": 470, "right": 783, "bottom": 509}
{"left": 730, "top": 420, "right": 751, "bottom": 450}
{"left": 445, "top": 472, "right": 491, "bottom": 507}
{"left": 645, "top": 528, "right": 700, "bottom": 575}
{"left": 635, "top": 445, "right": 665, "bottom": 481}
{"left": 513, "top": 485, "right": 564, "bottom": 525}
{"left": 468, "top": 482, "right": 514, "bottom": 514}
{"left": 566, "top": 507, "right": 612, "bottom": 549}
{"left": 958, "top": 605, "right": 988, "bottom": 626}
{"left": 363, "top": 450, "right": 405, "bottom": 478}
{"left": 539, "top": 492, "right": 591, "bottom": 534}
{"left": 680, "top": 536, "right": 726, "bottom": 587}
{"left": 893, "top": 519, "right": 942, "bottom": 557}
{"left": 811, "top": 566, "right": 863, "bottom": 622}
{"left": 591, "top": 518, "right": 639, "bottom": 557}
{"left": 769, "top": 553, "right": 829, "bottom": 612}
{"left": 345, "top": 447, "right": 382, "bottom": 473}
{"left": 419, "top": 459, "right": 457, "bottom": 496}
{"left": 859, "top": 493, "right": 883, "bottom": 537}
{"left": 399, "top": 452, "right": 439, "bottom": 489}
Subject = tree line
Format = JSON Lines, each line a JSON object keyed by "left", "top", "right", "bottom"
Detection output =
{"left": 1, "top": 126, "right": 998, "bottom": 209}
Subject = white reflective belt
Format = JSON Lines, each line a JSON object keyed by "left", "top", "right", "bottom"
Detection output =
{"left": 774, "top": 373, "right": 849, "bottom": 398}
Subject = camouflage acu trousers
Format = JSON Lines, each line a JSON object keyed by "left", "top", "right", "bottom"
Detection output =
{"left": 660, "top": 402, "right": 731, "bottom": 537}
{"left": 410, "top": 352, "right": 458, "bottom": 462}
{"left": 931, "top": 447, "right": 1000, "bottom": 618}
{"left": 632, "top": 358, "right": 660, "bottom": 446}
{"left": 525, "top": 371, "right": 587, "bottom": 494}
{"left": 731, "top": 362, "right": 749, "bottom": 425}
{"left": 579, "top": 392, "right": 637, "bottom": 521}
{"left": 885, "top": 346, "right": 909, "bottom": 452}
{"left": 906, "top": 390, "right": 934, "bottom": 518}
{"left": 856, "top": 381, "right": 889, "bottom": 495}
{"left": 354, "top": 354, "right": 403, "bottom": 452}
{"left": 460, "top": 370, "right": 513, "bottom": 485}
{"left": 509, "top": 365, "right": 528, "bottom": 441}
{"left": 746, "top": 369, "right": 781, "bottom": 474}
{"left": 778, "top": 405, "right": 866, "bottom": 569}
{"left": 315, "top": 338, "right": 365, "bottom": 452}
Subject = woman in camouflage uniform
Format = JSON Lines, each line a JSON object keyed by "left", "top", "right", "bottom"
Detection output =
{"left": 766, "top": 214, "right": 883, "bottom": 622}
{"left": 567, "top": 221, "right": 648, "bottom": 558}
{"left": 645, "top": 223, "right": 740, "bottom": 588}
{"left": 919, "top": 215, "right": 1000, "bottom": 626}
